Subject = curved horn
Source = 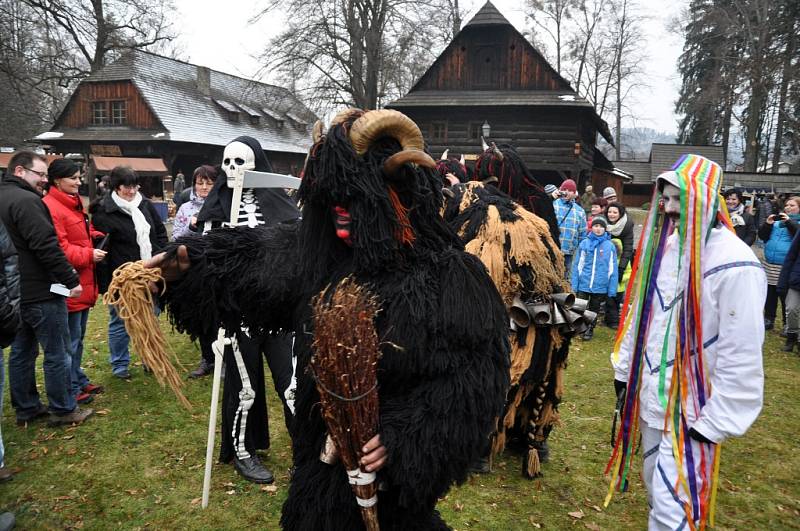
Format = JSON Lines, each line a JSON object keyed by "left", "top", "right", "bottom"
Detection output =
{"left": 330, "top": 108, "right": 363, "bottom": 127}
{"left": 311, "top": 120, "right": 325, "bottom": 144}
{"left": 481, "top": 136, "right": 489, "bottom": 152}
{"left": 383, "top": 149, "right": 436, "bottom": 178}
{"left": 349, "top": 109, "right": 425, "bottom": 156}
{"left": 491, "top": 142, "right": 504, "bottom": 161}
{"left": 440, "top": 148, "right": 449, "bottom": 161}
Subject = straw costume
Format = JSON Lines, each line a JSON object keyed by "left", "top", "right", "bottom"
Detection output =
{"left": 160, "top": 109, "right": 510, "bottom": 530}
{"left": 442, "top": 179, "right": 572, "bottom": 478}
{"left": 606, "top": 155, "right": 765, "bottom": 530}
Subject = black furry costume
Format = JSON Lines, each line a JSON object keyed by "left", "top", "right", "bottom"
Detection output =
{"left": 163, "top": 110, "right": 510, "bottom": 529}
{"left": 473, "top": 144, "right": 561, "bottom": 244}
{"left": 445, "top": 146, "right": 575, "bottom": 477}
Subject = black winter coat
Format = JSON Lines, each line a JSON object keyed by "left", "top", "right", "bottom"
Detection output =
{"left": 0, "top": 176, "right": 79, "bottom": 303}
{"left": 730, "top": 209, "right": 757, "bottom": 246}
{"left": 777, "top": 232, "right": 800, "bottom": 294}
{"left": 0, "top": 219, "right": 20, "bottom": 347}
{"left": 90, "top": 193, "right": 168, "bottom": 292}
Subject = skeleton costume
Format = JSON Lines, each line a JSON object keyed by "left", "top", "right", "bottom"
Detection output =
{"left": 194, "top": 136, "right": 299, "bottom": 481}
{"left": 162, "top": 109, "right": 509, "bottom": 529}
{"left": 452, "top": 144, "right": 577, "bottom": 477}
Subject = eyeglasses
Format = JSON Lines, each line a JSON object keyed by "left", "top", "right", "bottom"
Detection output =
{"left": 25, "top": 167, "right": 47, "bottom": 179}
{"left": 119, "top": 184, "right": 140, "bottom": 190}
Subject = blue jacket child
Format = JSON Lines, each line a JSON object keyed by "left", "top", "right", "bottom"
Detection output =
{"left": 572, "top": 218, "right": 618, "bottom": 298}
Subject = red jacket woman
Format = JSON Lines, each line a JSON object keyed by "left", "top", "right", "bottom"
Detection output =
{"left": 43, "top": 159, "right": 106, "bottom": 405}
{"left": 43, "top": 185, "right": 104, "bottom": 312}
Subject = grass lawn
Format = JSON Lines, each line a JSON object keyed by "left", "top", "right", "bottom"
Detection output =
{"left": 1, "top": 305, "right": 798, "bottom": 530}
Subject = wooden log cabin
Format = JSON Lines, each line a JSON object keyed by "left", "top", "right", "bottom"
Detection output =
{"left": 388, "top": 1, "right": 614, "bottom": 189}
{"left": 34, "top": 49, "right": 317, "bottom": 199}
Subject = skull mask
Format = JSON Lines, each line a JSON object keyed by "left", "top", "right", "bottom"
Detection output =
{"left": 222, "top": 141, "right": 256, "bottom": 188}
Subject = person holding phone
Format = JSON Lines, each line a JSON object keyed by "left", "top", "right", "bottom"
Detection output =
{"left": 43, "top": 159, "right": 107, "bottom": 405}
{"left": 758, "top": 196, "right": 800, "bottom": 331}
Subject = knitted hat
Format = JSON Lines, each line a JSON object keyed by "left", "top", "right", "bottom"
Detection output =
{"left": 544, "top": 184, "right": 558, "bottom": 195}
{"left": 602, "top": 186, "right": 617, "bottom": 199}
{"left": 585, "top": 185, "right": 593, "bottom": 192}
{"left": 47, "top": 158, "right": 79, "bottom": 185}
{"left": 591, "top": 216, "right": 607, "bottom": 228}
{"left": 560, "top": 179, "right": 577, "bottom": 193}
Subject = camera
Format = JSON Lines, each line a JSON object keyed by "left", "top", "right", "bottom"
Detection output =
{"left": 559, "top": 190, "right": 568, "bottom": 198}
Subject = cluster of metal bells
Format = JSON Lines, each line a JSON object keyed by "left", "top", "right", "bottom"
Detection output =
{"left": 509, "top": 292, "right": 597, "bottom": 335}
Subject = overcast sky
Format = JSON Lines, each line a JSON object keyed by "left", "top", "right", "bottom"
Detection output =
{"left": 175, "top": 0, "right": 686, "bottom": 135}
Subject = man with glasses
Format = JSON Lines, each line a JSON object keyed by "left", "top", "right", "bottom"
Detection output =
{"left": 0, "top": 151, "right": 94, "bottom": 428}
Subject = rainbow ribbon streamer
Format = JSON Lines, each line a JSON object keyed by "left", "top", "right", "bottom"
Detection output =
{"left": 605, "top": 155, "right": 731, "bottom": 531}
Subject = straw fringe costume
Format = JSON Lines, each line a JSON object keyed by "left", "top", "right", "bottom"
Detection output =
{"left": 162, "top": 110, "right": 509, "bottom": 530}
{"left": 606, "top": 155, "right": 765, "bottom": 530}
{"left": 442, "top": 181, "right": 569, "bottom": 477}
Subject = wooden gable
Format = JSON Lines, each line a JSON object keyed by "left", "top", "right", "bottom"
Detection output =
{"left": 56, "top": 80, "right": 162, "bottom": 130}
{"left": 412, "top": 21, "right": 571, "bottom": 93}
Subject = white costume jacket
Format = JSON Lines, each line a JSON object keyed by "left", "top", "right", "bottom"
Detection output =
{"left": 612, "top": 226, "right": 766, "bottom": 442}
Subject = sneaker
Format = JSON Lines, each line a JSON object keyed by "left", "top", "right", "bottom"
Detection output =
{"left": 15, "top": 403, "right": 48, "bottom": 427}
{"left": 47, "top": 407, "right": 94, "bottom": 427}
{"left": 0, "top": 466, "right": 13, "bottom": 483}
{"left": 82, "top": 383, "right": 104, "bottom": 395}
{"left": 76, "top": 392, "right": 94, "bottom": 405}
{"left": 113, "top": 370, "right": 131, "bottom": 380}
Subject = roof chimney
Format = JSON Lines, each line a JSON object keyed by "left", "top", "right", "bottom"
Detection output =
{"left": 196, "top": 66, "right": 210, "bottom": 96}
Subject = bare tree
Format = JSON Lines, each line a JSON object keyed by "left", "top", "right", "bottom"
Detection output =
{"left": 565, "top": 0, "right": 606, "bottom": 94}
{"left": 607, "top": 0, "right": 646, "bottom": 158}
{"left": 525, "top": 0, "right": 576, "bottom": 74}
{"left": 21, "top": 0, "right": 176, "bottom": 73}
{"left": 253, "top": 0, "right": 458, "bottom": 113}
{"left": 0, "top": 0, "right": 176, "bottom": 127}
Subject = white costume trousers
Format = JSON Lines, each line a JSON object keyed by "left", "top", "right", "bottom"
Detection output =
{"left": 641, "top": 420, "right": 712, "bottom": 531}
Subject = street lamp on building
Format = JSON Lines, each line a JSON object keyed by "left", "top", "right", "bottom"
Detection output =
{"left": 482, "top": 120, "right": 491, "bottom": 139}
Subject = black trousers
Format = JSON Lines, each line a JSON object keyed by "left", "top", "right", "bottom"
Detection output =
{"left": 199, "top": 335, "right": 215, "bottom": 366}
{"left": 765, "top": 284, "right": 786, "bottom": 324}
{"left": 219, "top": 329, "right": 294, "bottom": 463}
{"left": 604, "top": 291, "right": 623, "bottom": 327}
{"left": 578, "top": 291, "right": 606, "bottom": 320}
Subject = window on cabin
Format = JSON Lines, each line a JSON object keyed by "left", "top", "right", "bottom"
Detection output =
{"left": 91, "top": 101, "right": 109, "bottom": 125}
{"left": 469, "top": 122, "right": 483, "bottom": 140}
{"left": 430, "top": 122, "right": 447, "bottom": 143}
{"left": 111, "top": 100, "right": 127, "bottom": 125}
{"left": 229, "top": 111, "right": 240, "bottom": 122}
{"left": 276, "top": 120, "right": 284, "bottom": 130}
{"left": 250, "top": 115, "right": 260, "bottom": 125}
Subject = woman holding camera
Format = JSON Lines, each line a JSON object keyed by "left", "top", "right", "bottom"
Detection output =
{"left": 759, "top": 196, "right": 800, "bottom": 331}
{"left": 43, "top": 159, "right": 106, "bottom": 405}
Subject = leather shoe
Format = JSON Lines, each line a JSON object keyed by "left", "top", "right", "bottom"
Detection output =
{"left": 76, "top": 392, "right": 94, "bottom": 405}
{"left": 82, "top": 383, "right": 104, "bottom": 394}
{"left": 188, "top": 360, "right": 214, "bottom": 379}
{"left": 233, "top": 456, "right": 274, "bottom": 484}
{"left": 0, "top": 466, "right": 13, "bottom": 483}
{"left": 15, "top": 403, "right": 48, "bottom": 427}
{"left": 47, "top": 407, "right": 94, "bottom": 427}
{"left": 469, "top": 456, "right": 491, "bottom": 475}
{"left": 113, "top": 370, "right": 131, "bottom": 380}
{"left": 0, "top": 512, "right": 14, "bottom": 531}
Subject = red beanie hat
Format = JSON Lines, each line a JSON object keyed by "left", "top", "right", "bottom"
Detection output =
{"left": 559, "top": 179, "right": 577, "bottom": 193}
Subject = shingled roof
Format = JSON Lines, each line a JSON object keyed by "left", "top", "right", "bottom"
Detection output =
{"left": 47, "top": 50, "right": 317, "bottom": 154}
{"left": 649, "top": 143, "right": 725, "bottom": 179}
{"left": 464, "top": 1, "right": 509, "bottom": 27}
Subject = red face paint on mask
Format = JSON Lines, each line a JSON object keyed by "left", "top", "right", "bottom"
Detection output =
{"left": 333, "top": 205, "right": 353, "bottom": 246}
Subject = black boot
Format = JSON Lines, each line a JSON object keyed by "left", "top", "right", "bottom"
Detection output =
{"left": 781, "top": 333, "right": 798, "bottom": 352}
{"left": 233, "top": 455, "right": 274, "bottom": 484}
{"left": 582, "top": 323, "right": 595, "bottom": 341}
{"left": 188, "top": 359, "right": 214, "bottom": 379}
